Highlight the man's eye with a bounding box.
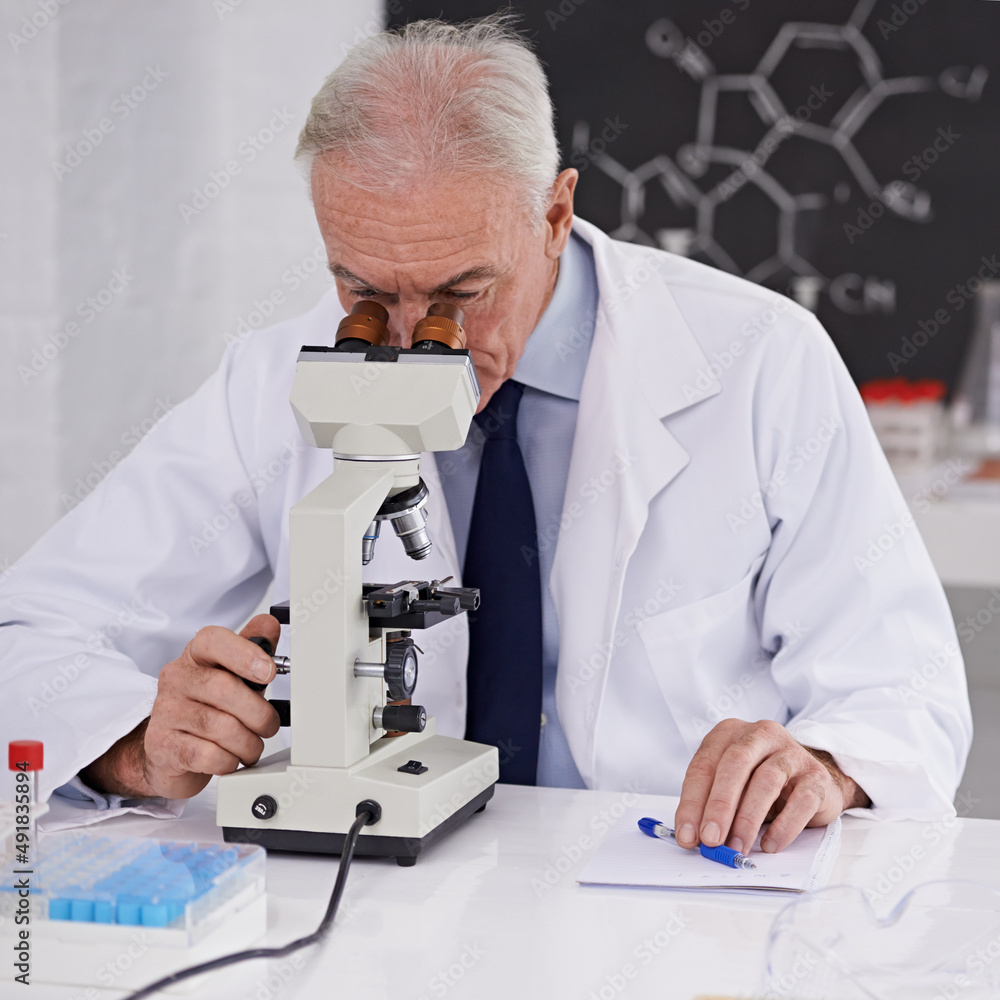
[348,288,380,298]
[443,290,479,301]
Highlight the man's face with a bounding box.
[311,158,576,409]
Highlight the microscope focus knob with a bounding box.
[383,639,419,700]
[374,704,426,734]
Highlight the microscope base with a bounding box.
[223,785,492,866]
[216,725,498,866]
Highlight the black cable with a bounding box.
[124,808,375,1000]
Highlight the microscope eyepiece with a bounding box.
[411,302,467,352]
[334,301,391,351]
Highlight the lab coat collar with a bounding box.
[570,216,722,419]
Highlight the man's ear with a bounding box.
[544,168,578,259]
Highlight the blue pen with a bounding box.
[638,817,757,870]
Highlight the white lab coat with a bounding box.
[0,218,971,821]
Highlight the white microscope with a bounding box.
[216,302,498,865]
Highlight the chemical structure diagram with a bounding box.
[571,0,989,314]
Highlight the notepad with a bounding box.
[577,803,841,893]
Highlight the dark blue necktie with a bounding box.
[463,379,542,785]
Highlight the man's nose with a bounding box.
[388,302,428,348]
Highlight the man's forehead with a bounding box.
[312,161,522,281]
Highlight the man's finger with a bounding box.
[162,729,243,777]
[237,614,282,685]
[724,753,797,854]
[239,614,282,652]
[185,619,279,687]
[175,701,266,767]
[697,721,787,846]
[674,720,745,848]
[760,774,831,853]
[159,659,279,737]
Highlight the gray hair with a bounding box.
[295,15,560,223]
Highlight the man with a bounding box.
[0,18,971,858]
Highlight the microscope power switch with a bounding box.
[251,794,278,821]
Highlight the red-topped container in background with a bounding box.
[859,377,945,469]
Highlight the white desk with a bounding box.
[22,785,1000,999]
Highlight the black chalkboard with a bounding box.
[388,0,1000,391]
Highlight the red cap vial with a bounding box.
[8,740,43,772]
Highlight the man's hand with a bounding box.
[674,719,870,855]
[81,614,282,799]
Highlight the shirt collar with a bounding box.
[512,229,598,402]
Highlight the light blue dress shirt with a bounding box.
[435,231,598,788]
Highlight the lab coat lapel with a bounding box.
[551,221,722,785]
